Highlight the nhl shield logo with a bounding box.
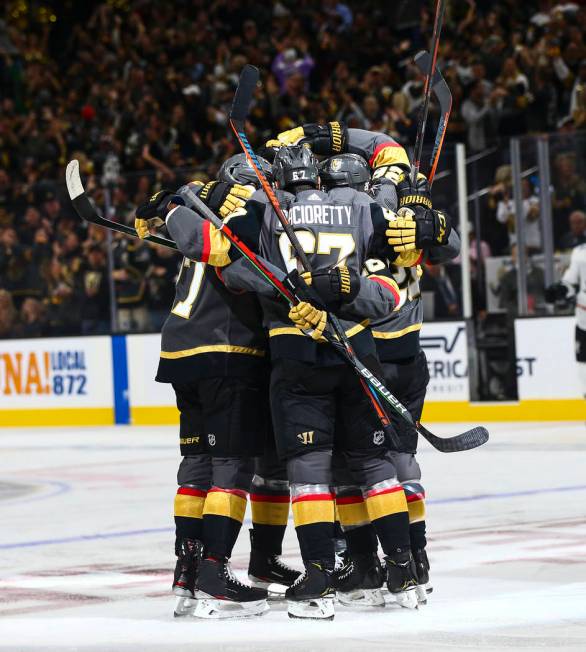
[373,430,385,445]
[208,433,216,447]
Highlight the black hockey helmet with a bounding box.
[319,153,371,191]
[272,145,319,190]
[218,153,273,187]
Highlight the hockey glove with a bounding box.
[386,210,417,253]
[373,164,432,210]
[135,189,184,238]
[197,181,253,218]
[288,301,328,341]
[266,122,347,155]
[544,282,569,303]
[388,206,451,250]
[301,266,360,309]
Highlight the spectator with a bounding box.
[0,289,17,338]
[420,264,461,319]
[558,210,586,251]
[78,244,111,335]
[271,43,314,94]
[148,245,180,331]
[17,298,47,338]
[496,244,545,315]
[496,178,541,254]
[111,236,151,333]
[461,80,496,152]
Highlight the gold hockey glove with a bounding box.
[197,181,253,218]
[289,301,328,340]
[386,207,417,252]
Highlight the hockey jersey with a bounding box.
[562,242,586,330]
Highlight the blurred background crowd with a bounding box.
[1,0,586,337]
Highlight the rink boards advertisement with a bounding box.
[0,335,114,426]
[1,318,584,426]
[514,316,584,418]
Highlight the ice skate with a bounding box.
[413,548,432,605]
[334,551,385,607]
[384,550,418,610]
[286,561,335,620]
[248,531,302,599]
[194,557,269,619]
[172,538,203,617]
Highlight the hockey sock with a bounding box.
[363,480,411,554]
[402,481,427,550]
[174,485,207,544]
[250,476,290,556]
[291,483,335,564]
[202,486,248,558]
[335,486,376,554]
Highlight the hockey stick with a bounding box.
[410,0,446,185]
[414,50,452,186]
[65,161,179,251]
[228,66,488,453]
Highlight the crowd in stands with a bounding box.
[1,0,586,335]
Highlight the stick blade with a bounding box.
[419,425,489,453]
[65,159,83,200]
[230,64,259,122]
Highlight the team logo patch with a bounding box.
[373,430,385,445]
[207,434,216,446]
[297,431,314,445]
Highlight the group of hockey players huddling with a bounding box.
[134,121,460,620]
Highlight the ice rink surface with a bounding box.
[0,421,585,652]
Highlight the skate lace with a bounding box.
[224,561,249,589]
[290,569,307,589]
[272,555,296,574]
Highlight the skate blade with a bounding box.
[287,596,335,620]
[248,576,288,600]
[337,588,385,608]
[174,595,196,617]
[391,588,418,610]
[415,585,428,605]
[193,595,269,619]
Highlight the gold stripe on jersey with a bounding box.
[160,344,266,359]
[372,322,422,340]
[344,319,370,337]
[372,144,410,169]
[268,319,369,340]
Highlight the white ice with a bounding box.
[0,421,585,652]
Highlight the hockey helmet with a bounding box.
[319,153,370,191]
[218,153,273,187]
[272,145,319,190]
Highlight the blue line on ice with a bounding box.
[2,483,586,550]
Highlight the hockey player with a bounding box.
[162,144,453,618]
[318,150,460,606]
[545,243,586,397]
[134,157,297,619]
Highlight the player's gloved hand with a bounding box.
[288,301,328,341]
[301,266,360,307]
[373,164,432,209]
[196,181,253,218]
[266,122,347,155]
[135,189,184,238]
[385,209,417,252]
[389,206,451,249]
[544,282,569,303]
